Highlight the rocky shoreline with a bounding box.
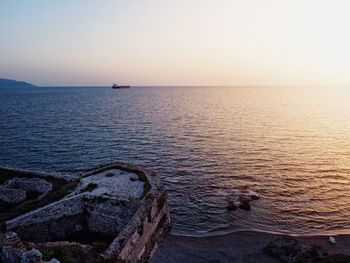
[2,164,350,263]
[151,231,350,263]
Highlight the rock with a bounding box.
[22,248,42,263]
[130,175,138,181]
[263,238,327,263]
[238,201,251,211]
[247,191,260,200]
[226,203,237,211]
[226,189,259,212]
[238,195,251,203]
[329,236,336,244]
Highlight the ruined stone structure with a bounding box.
[6,177,53,197]
[0,177,53,206]
[0,163,171,262]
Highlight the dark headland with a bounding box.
[0,78,36,88]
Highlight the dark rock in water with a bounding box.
[250,193,260,200]
[226,203,237,211]
[226,188,259,212]
[238,195,251,203]
[238,201,251,211]
[263,238,327,263]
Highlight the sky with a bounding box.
[1,0,350,86]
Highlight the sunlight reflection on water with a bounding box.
[1,86,350,236]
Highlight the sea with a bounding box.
[1,86,350,236]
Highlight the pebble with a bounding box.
[329,236,336,244]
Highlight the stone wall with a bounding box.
[87,199,141,236]
[6,177,53,197]
[6,195,144,243]
[6,195,86,242]
[103,175,171,262]
[0,177,53,205]
[0,166,77,183]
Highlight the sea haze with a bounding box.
[1,86,350,236]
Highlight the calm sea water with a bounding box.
[1,86,350,236]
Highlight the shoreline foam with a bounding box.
[170,227,350,238]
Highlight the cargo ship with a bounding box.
[112,83,130,89]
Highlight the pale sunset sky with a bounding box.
[1,0,350,86]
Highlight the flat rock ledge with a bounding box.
[0,162,171,263]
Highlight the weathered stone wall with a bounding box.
[0,166,76,183]
[0,177,53,206]
[87,199,141,236]
[6,177,53,197]
[103,178,171,262]
[6,195,144,243]
[6,195,86,242]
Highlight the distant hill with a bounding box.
[0,78,36,88]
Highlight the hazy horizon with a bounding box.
[1,0,350,86]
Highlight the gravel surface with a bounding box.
[68,169,144,199]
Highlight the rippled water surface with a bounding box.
[1,86,350,236]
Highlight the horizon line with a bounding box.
[35,84,350,88]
